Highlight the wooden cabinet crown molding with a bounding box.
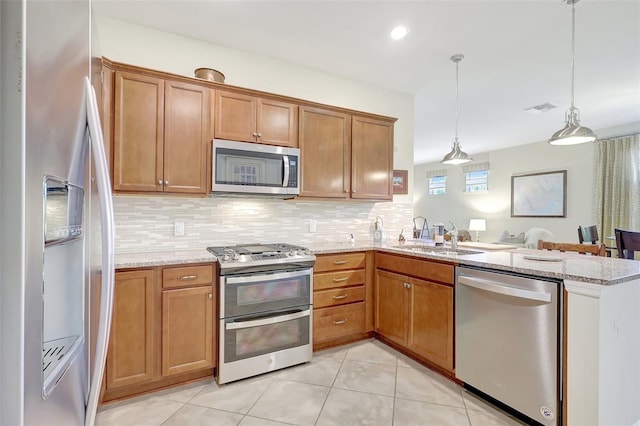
[102,58,397,124]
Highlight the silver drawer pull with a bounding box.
[332,319,348,325]
[332,260,349,265]
[332,277,348,282]
[177,274,198,280]
[332,294,348,300]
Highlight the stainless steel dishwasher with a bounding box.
[456,266,562,426]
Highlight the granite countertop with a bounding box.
[115,241,640,286]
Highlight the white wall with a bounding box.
[93,15,415,202]
[413,122,640,243]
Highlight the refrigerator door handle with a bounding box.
[83,77,115,426]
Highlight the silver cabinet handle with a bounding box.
[257,132,262,137]
[332,260,349,265]
[177,274,198,280]
[403,282,412,289]
[164,180,169,185]
[332,319,348,325]
[158,179,163,185]
[332,294,348,300]
[208,293,212,299]
[252,132,258,137]
[332,277,348,282]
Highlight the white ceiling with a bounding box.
[93,0,640,164]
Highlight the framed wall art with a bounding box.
[393,170,408,194]
[511,170,567,217]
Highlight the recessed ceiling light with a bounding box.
[390,26,408,40]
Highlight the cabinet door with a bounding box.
[214,91,257,142]
[374,270,408,346]
[113,71,164,192]
[257,98,298,147]
[163,81,211,194]
[107,270,158,389]
[351,116,393,200]
[298,106,351,198]
[162,286,214,376]
[408,278,454,371]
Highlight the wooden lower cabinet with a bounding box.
[162,285,214,376]
[107,269,159,389]
[104,264,216,403]
[375,253,454,372]
[312,252,374,349]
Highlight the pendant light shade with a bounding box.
[549,0,596,145]
[442,54,472,165]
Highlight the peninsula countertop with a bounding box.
[114,241,640,286]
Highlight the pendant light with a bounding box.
[441,54,472,165]
[549,0,596,145]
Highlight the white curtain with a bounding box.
[594,133,640,241]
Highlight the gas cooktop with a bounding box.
[207,243,315,270]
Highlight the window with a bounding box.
[426,169,448,195]
[428,175,446,195]
[463,162,489,193]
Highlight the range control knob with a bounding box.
[232,253,239,260]
[288,250,296,257]
[304,249,312,255]
[221,254,230,262]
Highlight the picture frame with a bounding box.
[511,170,567,217]
[393,170,408,194]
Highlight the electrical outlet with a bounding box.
[174,222,185,236]
[309,219,317,233]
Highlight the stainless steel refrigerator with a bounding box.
[0,1,115,425]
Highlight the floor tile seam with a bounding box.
[183,400,253,416]
[330,383,395,399]
[271,376,334,389]
[242,413,300,426]
[393,395,467,410]
[158,401,188,426]
[341,358,399,368]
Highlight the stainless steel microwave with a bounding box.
[212,139,300,197]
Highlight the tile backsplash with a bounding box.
[114,195,414,253]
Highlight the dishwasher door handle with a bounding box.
[458,275,552,303]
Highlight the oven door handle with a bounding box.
[226,309,310,330]
[225,269,311,284]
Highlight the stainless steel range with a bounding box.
[207,243,315,384]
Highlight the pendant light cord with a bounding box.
[455,59,459,141]
[570,0,575,109]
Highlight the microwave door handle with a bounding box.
[282,155,290,188]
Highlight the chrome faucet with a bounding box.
[449,221,458,249]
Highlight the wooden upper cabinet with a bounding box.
[163,81,211,193]
[351,116,394,200]
[112,70,211,194]
[113,71,164,192]
[298,106,351,198]
[215,90,298,147]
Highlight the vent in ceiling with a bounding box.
[524,102,558,114]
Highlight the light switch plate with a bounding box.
[174,222,185,236]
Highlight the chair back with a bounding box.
[577,225,599,244]
[537,240,606,256]
[614,228,640,260]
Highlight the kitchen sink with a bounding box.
[392,244,482,256]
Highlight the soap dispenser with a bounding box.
[373,216,387,243]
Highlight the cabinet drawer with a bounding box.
[375,252,454,285]
[314,270,365,291]
[162,265,213,289]
[314,285,365,308]
[314,252,366,273]
[314,302,365,343]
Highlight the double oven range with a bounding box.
[207,243,315,384]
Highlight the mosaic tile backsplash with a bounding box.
[113,195,414,253]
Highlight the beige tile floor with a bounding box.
[96,339,526,426]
